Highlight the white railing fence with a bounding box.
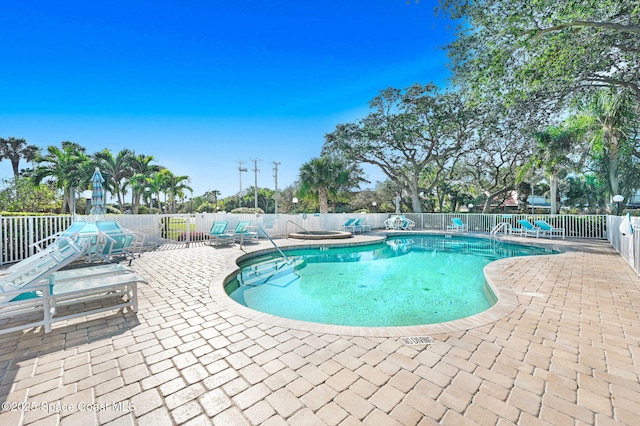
[606,215,640,276]
[1,215,73,265]
[0,213,610,266]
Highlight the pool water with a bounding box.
[226,235,557,327]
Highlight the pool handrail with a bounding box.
[257,224,290,263]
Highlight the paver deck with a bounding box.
[1,233,639,425]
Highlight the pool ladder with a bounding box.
[490,222,512,239]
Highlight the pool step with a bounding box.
[239,258,304,288]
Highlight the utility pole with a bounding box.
[237,160,247,207]
[272,161,280,214]
[252,159,260,209]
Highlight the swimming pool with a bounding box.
[225,235,557,327]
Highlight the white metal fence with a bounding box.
[1,213,609,266]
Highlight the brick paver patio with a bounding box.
[0,234,639,425]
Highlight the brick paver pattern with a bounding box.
[0,236,639,425]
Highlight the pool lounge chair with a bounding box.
[33,221,142,264]
[345,218,370,233]
[385,215,415,230]
[401,216,416,230]
[0,263,145,335]
[353,219,372,233]
[208,221,235,246]
[95,221,142,262]
[0,237,87,304]
[534,219,565,239]
[515,219,541,237]
[342,218,356,231]
[447,217,468,232]
[233,221,259,243]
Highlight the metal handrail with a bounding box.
[256,224,290,263]
[490,222,511,237]
[285,220,308,236]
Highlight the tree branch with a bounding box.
[533,20,640,35]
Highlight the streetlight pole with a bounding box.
[292,197,298,214]
[613,195,624,215]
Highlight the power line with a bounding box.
[237,160,248,207]
[252,158,260,209]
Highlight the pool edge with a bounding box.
[207,234,557,337]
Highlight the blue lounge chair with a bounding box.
[233,221,258,243]
[346,218,370,233]
[95,221,140,262]
[400,215,415,230]
[354,219,372,233]
[515,219,540,237]
[342,218,356,231]
[534,219,565,239]
[447,218,468,232]
[208,221,235,246]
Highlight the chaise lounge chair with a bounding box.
[514,219,540,237]
[344,218,370,233]
[0,263,145,335]
[534,219,565,239]
[447,217,468,232]
[232,221,259,243]
[95,221,142,262]
[342,218,356,231]
[208,221,235,246]
[0,237,88,304]
[384,215,415,230]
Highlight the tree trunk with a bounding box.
[550,172,558,215]
[319,187,329,214]
[408,179,423,213]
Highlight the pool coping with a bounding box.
[208,232,564,337]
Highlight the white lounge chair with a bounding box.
[0,237,87,304]
[0,263,145,334]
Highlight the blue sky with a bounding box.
[0,0,454,199]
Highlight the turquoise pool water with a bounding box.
[226,235,557,327]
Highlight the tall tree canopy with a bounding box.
[324,84,472,213]
[441,0,640,109]
[573,89,640,200]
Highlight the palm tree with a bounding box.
[129,153,161,213]
[164,172,192,213]
[147,169,171,213]
[531,126,581,214]
[298,156,363,213]
[94,148,135,213]
[576,89,639,199]
[33,142,92,213]
[203,190,222,211]
[0,137,40,179]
